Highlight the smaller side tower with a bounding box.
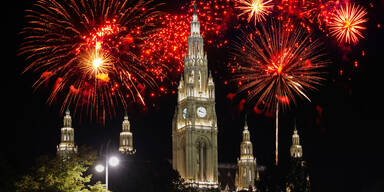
[235,119,257,191]
[119,112,135,155]
[286,123,311,192]
[57,108,78,158]
[290,126,303,158]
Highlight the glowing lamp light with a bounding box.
[108,156,119,167]
[95,164,105,172]
[92,57,103,69]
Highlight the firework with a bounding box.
[232,23,327,111]
[236,0,274,25]
[231,22,328,164]
[142,0,234,72]
[274,0,342,32]
[328,3,368,44]
[19,0,163,120]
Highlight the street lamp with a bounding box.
[95,155,119,192]
[95,164,105,173]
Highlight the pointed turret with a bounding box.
[240,116,253,159]
[236,115,257,191]
[208,71,215,99]
[119,112,135,155]
[190,2,200,35]
[57,108,77,158]
[290,123,303,158]
[63,107,71,128]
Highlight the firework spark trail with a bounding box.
[235,0,274,25]
[19,0,163,121]
[328,3,368,44]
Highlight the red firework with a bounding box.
[235,0,274,25]
[19,0,163,121]
[328,3,368,44]
[142,0,234,70]
[274,0,342,32]
[231,21,328,112]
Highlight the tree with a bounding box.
[285,158,311,192]
[15,146,107,192]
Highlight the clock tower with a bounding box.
[172,3,218,188]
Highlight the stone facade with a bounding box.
[119,112,135,155]
[290,128,303,158]
[235,121,257,191]
[57,108,78,157]
[172,4,218,188]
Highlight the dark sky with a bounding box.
[4,0,384,192]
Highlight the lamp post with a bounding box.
[95,141,119,192]
[95,156,119,191]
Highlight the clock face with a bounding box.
[183,108,187,119]
[196,107,207,118]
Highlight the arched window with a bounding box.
[196,138,208,181]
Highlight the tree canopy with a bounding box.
[15,146,107,192]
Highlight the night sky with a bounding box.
[4,0,384,192]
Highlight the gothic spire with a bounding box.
[242,120,250,142]
[236,113,257,191]
[244,113,248,130]
[57,108,77,157]
[290,123,303,158]
[63,107,72,128]
[190,1,200,35]
[124,110,128,120]
[65,106,70,115]
[119,112,135,155]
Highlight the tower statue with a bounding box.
[235,119,257,191]
[172,2,218,188]
[119,112,135,155]
[57,108,78,158]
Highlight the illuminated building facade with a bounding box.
[119,112,135,155]
[57,108,78,157]
[235,120,257,191]
[172,3,218,188]
[290,127,303,158]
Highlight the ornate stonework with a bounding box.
[290,127,303,158]
[57,108,78,157]
[235,121,257,191]
[119,112,135,155]
[172,4,218,188]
